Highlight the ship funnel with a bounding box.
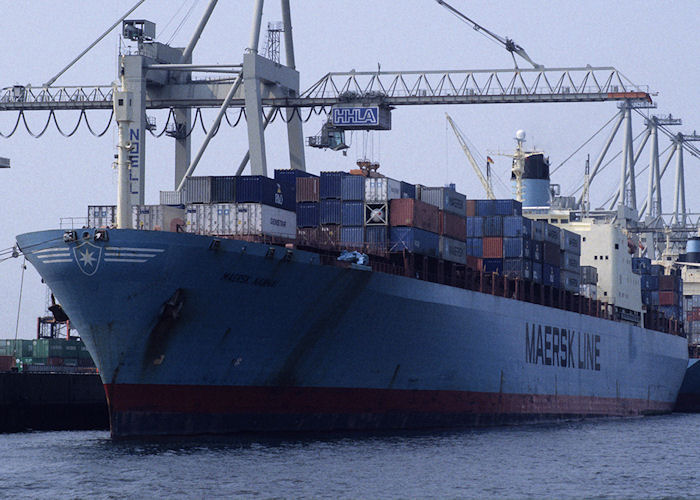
[511,152,551,207]
[686,237,700,263]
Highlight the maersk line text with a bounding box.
[525,323,601,371]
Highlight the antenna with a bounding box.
[264,22,284,64]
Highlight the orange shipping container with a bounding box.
[439,210,467,240]
[296,177,320,202]
[467,256,483,271]
[659,291,677,306]
[482,237,504,258]
[465,199,477,217]
[389,198,439,233]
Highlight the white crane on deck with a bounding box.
[445,113,495,200]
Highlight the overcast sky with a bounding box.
[0,1,698,339]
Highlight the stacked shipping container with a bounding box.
[0,338,95,370]
[633,258,682,321]
[464,200,581,291]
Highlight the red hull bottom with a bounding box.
[105,384,673,438]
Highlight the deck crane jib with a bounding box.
[435,0,542,69]
[445,112,495,200]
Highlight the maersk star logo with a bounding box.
[72,241,102,276]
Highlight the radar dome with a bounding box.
[515,130,526,141]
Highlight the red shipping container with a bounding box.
[389,198,439,233]
[439,210,467,240]
[465,199,477,217]
[658,275,676,291]
[483,237,504,258]
[466,256,482,270]
[659,291,677,306]
[296,227,319,245]
[0,355,14,372]
[296,177,320,202]
[319,225,340,246]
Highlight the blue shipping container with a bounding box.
[466,216,484,237]
[475,199,495,216]
[544,223,561,245]
[235,176,294,211]
[531,220,544,241]
[341,201,364,226]
[341,175,365,201]
[400,181,416,199]
[365,226,388,249]
[532,240,543,262]
[532,262,543,283]
[483,216,503,237]
[641,290,651,305]
[211,176,237,203]
[503,237,529,258]
[274,169,316,185]
[503,215,531,238]
[632,257,652,275]
[466,238,483,257]
[389,227,439,257]
[320,171,346,199]
[543,263,560,287]
[503,258,532,280]
[482,258,503,274]
[320,199,342,225]
[340,226,364,248]
[494,199,522,216]
[296,202,319,228]
[659,305,681,320]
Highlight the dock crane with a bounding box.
[0,1,652,230]
[445,113,495,199]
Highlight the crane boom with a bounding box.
[435,0,542,69]
[445,113,495,199]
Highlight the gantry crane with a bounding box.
[0,0,653,229]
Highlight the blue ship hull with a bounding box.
[16,228,688,437]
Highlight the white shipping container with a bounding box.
[214,204,237,235]
[439,236,467,264]
[365,177,401,203]
[87,205,116,228]
[185,204,216,234]
[579,283,597,300]
[133,205,185,232]
[160,190,184,205]
[235,203,296,239]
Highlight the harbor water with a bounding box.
[2,414,700,498]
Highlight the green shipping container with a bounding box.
[78,345,93,360]
[2,339,33,357]
[32,339,66,358]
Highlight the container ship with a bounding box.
[16,158,689,437]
